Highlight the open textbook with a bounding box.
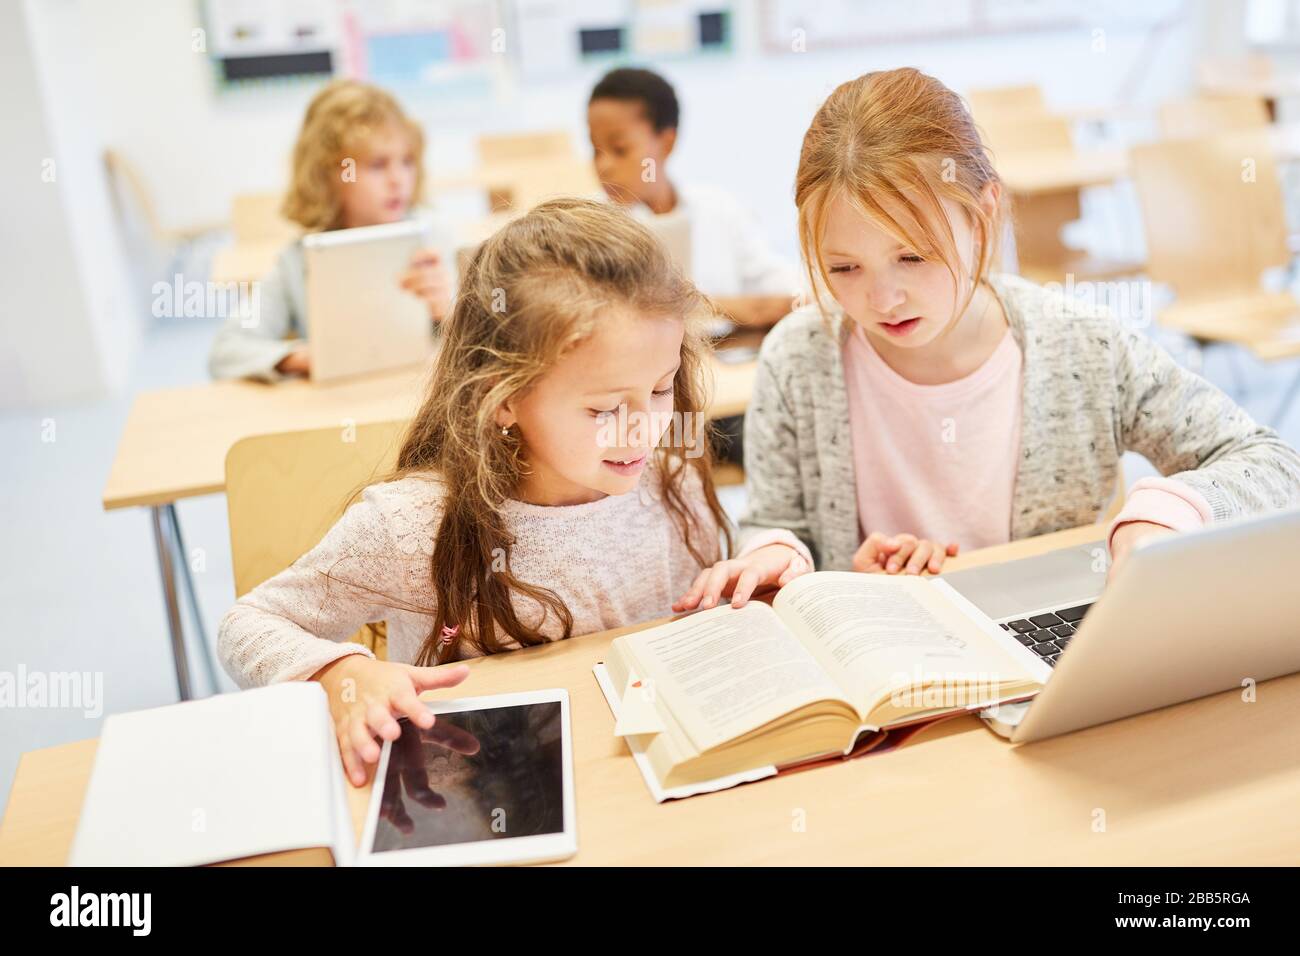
[595,571,1042,797]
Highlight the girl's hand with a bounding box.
[1108,521,1176,583]
[274,345,311,376]
[399,248,452,321]
[853,532,958,575]
[673,544,811,612]
[312,655,470,786]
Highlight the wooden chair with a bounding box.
[225,420,410,660]
[966,84,1046,124]
[476,130,575,166]
[1128,131,1300,423]
[1158,95,1270,139]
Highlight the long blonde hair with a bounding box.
[282,79,426,232]
[390,198,731,664]
[795,67,1005,319]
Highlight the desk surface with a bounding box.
[102,355,756,511]
[6,523,1300,866]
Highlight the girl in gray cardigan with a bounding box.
[733,68,1300,587]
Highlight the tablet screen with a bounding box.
[368,701,565,854]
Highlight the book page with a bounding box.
[773,572,1036,718]
[619,601,852,754]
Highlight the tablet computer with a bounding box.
[356,689,576,866]
[301,217,440,384]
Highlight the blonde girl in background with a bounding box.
[209,79,454,381]
[218,199,811,783]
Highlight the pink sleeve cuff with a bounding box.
[736,529,815,569]
[1108,477,1213,549]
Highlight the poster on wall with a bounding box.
[512,0,733,78]
[201,0,503,95]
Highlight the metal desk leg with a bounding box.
[151,505,193,701]
[165,503,220,693]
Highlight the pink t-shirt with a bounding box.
[842,323,1022,550]
[841,324,1212,554]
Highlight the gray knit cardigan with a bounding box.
[739,273,1300,570]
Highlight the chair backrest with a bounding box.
[966,84,1046,122]
[226,419,408,597]
[225,420,410,660]
[1197,54,1274,89]
[978,113,1073,159]
[1158,95,1270,139]
[1128,131,1290,300]
[476,130,575,167]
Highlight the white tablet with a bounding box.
[301,216,443,384]
[356,689,576,866]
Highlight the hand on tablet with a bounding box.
[312,655,470,786]
[400,248,453,322]
[673,543,811,612]
[853,532,958,575]
[378,720,482,834]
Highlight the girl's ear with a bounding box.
[978,181,1001,221]
[493,402,516,430]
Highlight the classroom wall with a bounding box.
[0,0,143,410]
[4,0,1252,410]
[80,0,1221,265]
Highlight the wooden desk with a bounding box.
[8,523,1300,866]
[103,359,753,512]
[103,356,757,699]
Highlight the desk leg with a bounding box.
[151,505,193,701]
[164,503,220,693]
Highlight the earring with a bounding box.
[501,425,510,436]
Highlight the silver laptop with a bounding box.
[302,218,438,384]
[939,509,1300,743]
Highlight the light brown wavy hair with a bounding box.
[795,67,1005,320]
[281,79,426,232]
[388,197,731,664]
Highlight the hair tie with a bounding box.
[439,624,459,646]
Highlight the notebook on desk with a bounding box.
[69,683,355,866]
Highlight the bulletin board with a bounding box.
[200,0,503,92]
[201,0,733,91]
[511,0,734,78]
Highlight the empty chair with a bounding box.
[1159,95,1270,139]
[1129,131,1300,423]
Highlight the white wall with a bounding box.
[0,0,140,409]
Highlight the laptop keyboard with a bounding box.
[998,603,1093,668]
